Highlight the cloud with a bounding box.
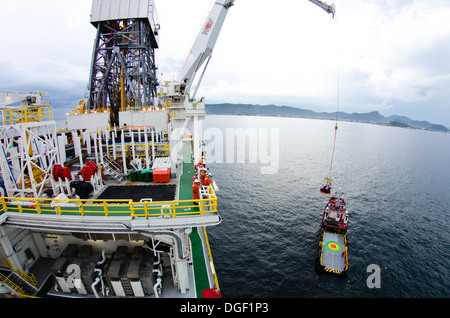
[173,0,450,125]
[1,59,88,90]
[336,0,450,109]
[1,0,449,127]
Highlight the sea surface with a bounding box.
[203,115,449,298]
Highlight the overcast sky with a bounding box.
[1,0,450,127]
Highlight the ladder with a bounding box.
[0,270,38,297]
[1,258,38,297]
[102,155,124,182]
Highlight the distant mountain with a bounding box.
[205,103,450,133]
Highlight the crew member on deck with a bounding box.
[98,164,105,184]
[200,168,207,184]
[192,179,201,205]
[195,157,205,172]
[202,173,212,187]
[201,173,213,199]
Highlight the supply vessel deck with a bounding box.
[316,194,349,277]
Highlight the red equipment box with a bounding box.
[153,168,170,183]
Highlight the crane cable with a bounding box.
[329,122,338,172]
[328,15,340,174]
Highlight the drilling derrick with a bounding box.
[88,0,160,127]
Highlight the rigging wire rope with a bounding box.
[328,15,340,174]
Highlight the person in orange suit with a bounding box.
[98,164,105,184]
[194,157,205,173]
[192,179,201,205]
[201,173,213,199]
[202,173,212,187]
[200,168,207,184]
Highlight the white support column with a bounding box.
[112,131,117,160]
[151,128,155,163]
[22,128,37,197]
[121,130,127,174]
[130,127,136,162]
[173,231,189,295]
[0,146,14,191]
[103,127,109,159]
[86,132,92,155]
[74,135,83,168]
[193,116,200,164]
[98,132,103,164]
[144,126,150,169]
[0,228,23,272]
[71,131,78,162]
[175,259,189,294]
[93,131,98,164]
[57,135,66,167]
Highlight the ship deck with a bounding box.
[0,140,219,298]
[320,231,347,273]
[96,184,177,202]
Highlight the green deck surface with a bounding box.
[179,142,210,298]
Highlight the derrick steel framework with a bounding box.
[0,120,60,198]
[87,18,159,127]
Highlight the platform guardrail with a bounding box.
[0,187,217,220]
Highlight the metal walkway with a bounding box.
[179,141,213,297]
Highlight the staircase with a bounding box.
[0,270,38,297]
[0,258,38,297]
[102,155,124,182]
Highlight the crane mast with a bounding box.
[162,0,335,166]
[163,0,235,165]
[177,0,235,97]
[308,0,336,18]
[175,0,334,100]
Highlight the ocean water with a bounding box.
[203,115,450,298]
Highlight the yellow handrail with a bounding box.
[4,258,38,288]
[0,272,26,296]
[203,227,220,293]
[0,187,217,220]
[1,105,53,125]
[0,272,39,298]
